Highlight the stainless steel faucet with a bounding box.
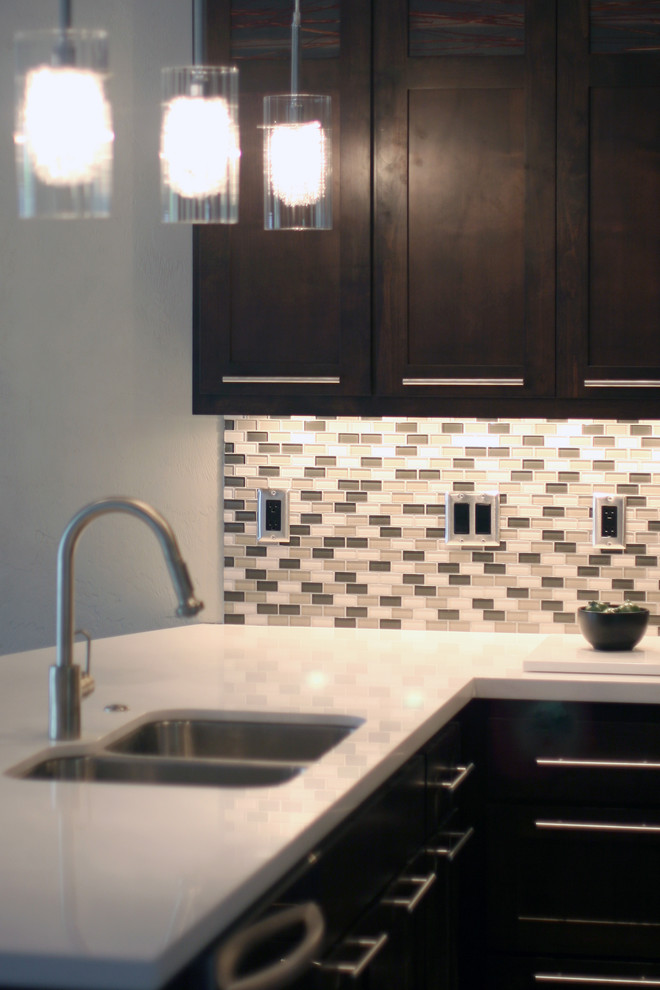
[49,497,204,742]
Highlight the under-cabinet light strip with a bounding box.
[222,376,341,384]
[402,377,524,386]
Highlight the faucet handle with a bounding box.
[75,628,95,699]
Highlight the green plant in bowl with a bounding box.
[578,600,650,651]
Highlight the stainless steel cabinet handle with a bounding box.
[584,379,660,389]
[537,757,660,771]
[535,974,660,985]
[402,377,524,386]
[535,820,660,835]
[216,902,324,990]
[381,872,436,913]
[222,376,341,385]
[430,762,475,792]
[318,934,389,979]
[428,825,475,862]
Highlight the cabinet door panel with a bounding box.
[374,0,556,400]
[557,0,660,398]
[194,0,371,412]
[407,87,525,369]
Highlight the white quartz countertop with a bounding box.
[2,623,660,990]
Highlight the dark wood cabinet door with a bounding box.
[373,0,556,402]
[557,0,660,401]
[194,0,371,413]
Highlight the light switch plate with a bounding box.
[445,492,500,547]
[257,489,290,543]
[592,493,625,549]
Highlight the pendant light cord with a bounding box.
[291,0,300,96]
[59,0,72,30]
[193,0,206,66]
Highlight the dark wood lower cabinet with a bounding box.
[175,700,660,990]
[480,699,660,987]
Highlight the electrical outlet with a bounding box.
[445,492,500,547]
[592,493,625,549]
[257,489,289,543]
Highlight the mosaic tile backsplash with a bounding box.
[223,418,660,635]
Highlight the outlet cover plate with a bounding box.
[257,489,290,543]
[592,493,625,549]
[445,491,500,548]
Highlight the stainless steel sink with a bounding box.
[107,714,361,763]
[17,753,303,788]
[6,711,363,789]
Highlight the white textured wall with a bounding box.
[0,1,222,655]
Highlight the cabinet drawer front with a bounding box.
[487,804,660,958]
[283,755,426,947]
[486,702,660,804]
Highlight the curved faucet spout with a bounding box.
[50,497,204,741]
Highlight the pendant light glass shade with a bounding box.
[160,66,240,224]
[263,94,332,230]
[14,30,114,219]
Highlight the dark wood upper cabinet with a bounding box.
[373,0,556,404]
[556,0,660,400]
[194,0,660,416]
[194,0,371,412]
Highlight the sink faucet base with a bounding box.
[49,664,81,741]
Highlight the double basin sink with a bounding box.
[7,711,363,789]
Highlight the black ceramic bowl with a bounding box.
[577,607,650,651]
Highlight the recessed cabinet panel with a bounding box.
[408,87,525,368]
[589,86,660,370]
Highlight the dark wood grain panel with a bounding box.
[407,87,525,367]
[589,86,660,368]
[409,0,525,57]
[195,0,371,401]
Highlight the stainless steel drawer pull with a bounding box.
[428,825,475,862]
[584,379,660,389]
[222,376,341,385]
[438,762,475,792]
[537,758,660,771]
[318,934,389,978]
[402,377,524,386]
[535,974,660,985]
[382,872,436,913]
[535,820,660,835]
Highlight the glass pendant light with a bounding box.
[160,0,240,224]
[263,0,332,230]
[13,1,114,219]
